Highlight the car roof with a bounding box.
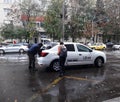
[61,42,82,44]
[46,42,86,51]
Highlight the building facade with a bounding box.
[0,0,13,27]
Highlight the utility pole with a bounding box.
[91,20,94,43]
[62,0,65,42]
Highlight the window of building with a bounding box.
[4,0,12,3]
[4,8,11,16]
[36,22,45,28]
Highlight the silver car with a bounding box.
[0,44,29,54]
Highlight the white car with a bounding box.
[112,44,120,50]
[0,44,29,54]
[37,42,106,71]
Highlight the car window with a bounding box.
[65,44,75,51]
[7,44,13,47]
[49,45,59,51]
[76,44,90,52]
[13,44,20,47]
[41,39,51,44]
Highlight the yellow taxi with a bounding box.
[88,43,106,50]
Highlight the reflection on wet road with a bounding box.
[0,53,28,63]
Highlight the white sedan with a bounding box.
[0,44,29,54]
[37,42,107,71]
[112,44,120,50]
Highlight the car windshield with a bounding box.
[77,44,90,52]
[7,44,13,47]
[48,45,59,51]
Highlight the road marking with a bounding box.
[64,76,94,82]
[103,97,120,102]
[26,75,96,102]
[42,76,95,93]
[26,77,64,102]
[42,77,64,93]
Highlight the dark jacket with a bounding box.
[28,43,42,55]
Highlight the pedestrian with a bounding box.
[27,43,43,72]
[13,40,16,44]
[57,42,67,77]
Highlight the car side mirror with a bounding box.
[89,49,93,52]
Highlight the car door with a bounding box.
[5,44,14,52]
[12,44,21,52]
[65,44,80,65]
[5,44,20,52]
[76,44,93,65]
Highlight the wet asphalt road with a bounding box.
[0,50,120,102]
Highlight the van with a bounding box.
[41,38,51,45]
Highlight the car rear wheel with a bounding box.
[19,49,24,53]
[0,50,5,54]
[94,57,103,68]
[50,60,60,71]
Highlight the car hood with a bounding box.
[0,46,6,49]
[92,49,106,56]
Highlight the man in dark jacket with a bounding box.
[27,43,43,71]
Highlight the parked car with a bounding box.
[88,43,106,50]
[17,42,29,46]
[0,44,29,54]
[0,43,9,47]
[41,38,51,45]
[37,42,107,71]
[112,44,120,50]
[106,42,114,48]
[42,42,59,50]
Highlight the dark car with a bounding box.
[106,42,114,48]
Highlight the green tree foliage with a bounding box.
[65,0,94,42]
[20,0,42,40]
[1,24,14,39]
[1,24,29,42]
[44,0,94,41]
[44,0,63,41]
[101,0,120,42]
[1,0,45,42]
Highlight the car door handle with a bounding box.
[79,54,82,56]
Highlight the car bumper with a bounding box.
[37,57,50,69]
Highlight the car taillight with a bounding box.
[40,52,48,57]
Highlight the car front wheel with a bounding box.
[94,57,103,68]
[19,49,24,53]
[50,60,60,71]
[0,50,5,54]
